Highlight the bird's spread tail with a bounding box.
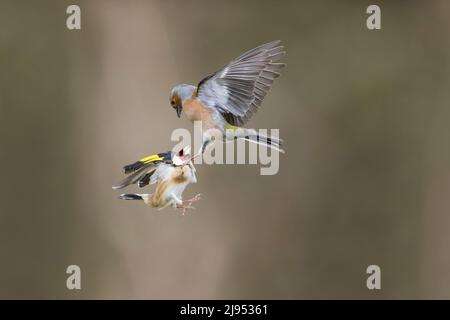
[231,128,284,153]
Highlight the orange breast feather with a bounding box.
[183,98,215,127]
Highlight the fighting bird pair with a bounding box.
[112,40,286,214]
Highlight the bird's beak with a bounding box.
[175,106,182,118]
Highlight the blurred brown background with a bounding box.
[1,0,450,299]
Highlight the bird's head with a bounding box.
[170,84,196,118]
[172,145,192,166]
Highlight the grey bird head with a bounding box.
[169,84,196,118]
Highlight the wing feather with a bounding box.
[112,152,172,189]
[150,163,174,184]
[112,165,158,190]
[196,40,285,126]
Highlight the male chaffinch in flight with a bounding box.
[169,40,285,154]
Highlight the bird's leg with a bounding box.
[177,193,202,215]
[188,138,212,163]
[176,202,194,216]
[170,193,183,208]
[188,141,209,164]
[201,139,212,154]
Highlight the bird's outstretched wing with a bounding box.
[112,152,171,189]
[195,40,285,126]
[123,152,171,174]
[112,166,158,190]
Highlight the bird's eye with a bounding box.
[170,99,175,107]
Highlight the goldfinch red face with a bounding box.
[172,146,192,165]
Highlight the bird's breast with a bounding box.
[151,180,170,208]
[183,98,216,128]
[151,168,190,208]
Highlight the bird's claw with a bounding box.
[177,194,202,215]
[190,193,202,202]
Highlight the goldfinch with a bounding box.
[112,146,191,190]
[118,159,201,215]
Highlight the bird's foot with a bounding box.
[177,204,193,216]
[177,193,202,215]
[187,193,202,203]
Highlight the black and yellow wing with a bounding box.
[112,152,172,190]
[123,152,171,174]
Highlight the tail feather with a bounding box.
[254,134,283,148]
[243,136,285,153]
[119,193,143,200]
[233,129,284,153]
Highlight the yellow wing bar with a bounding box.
[139,154,164,164]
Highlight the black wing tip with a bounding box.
[138,172,154,188]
